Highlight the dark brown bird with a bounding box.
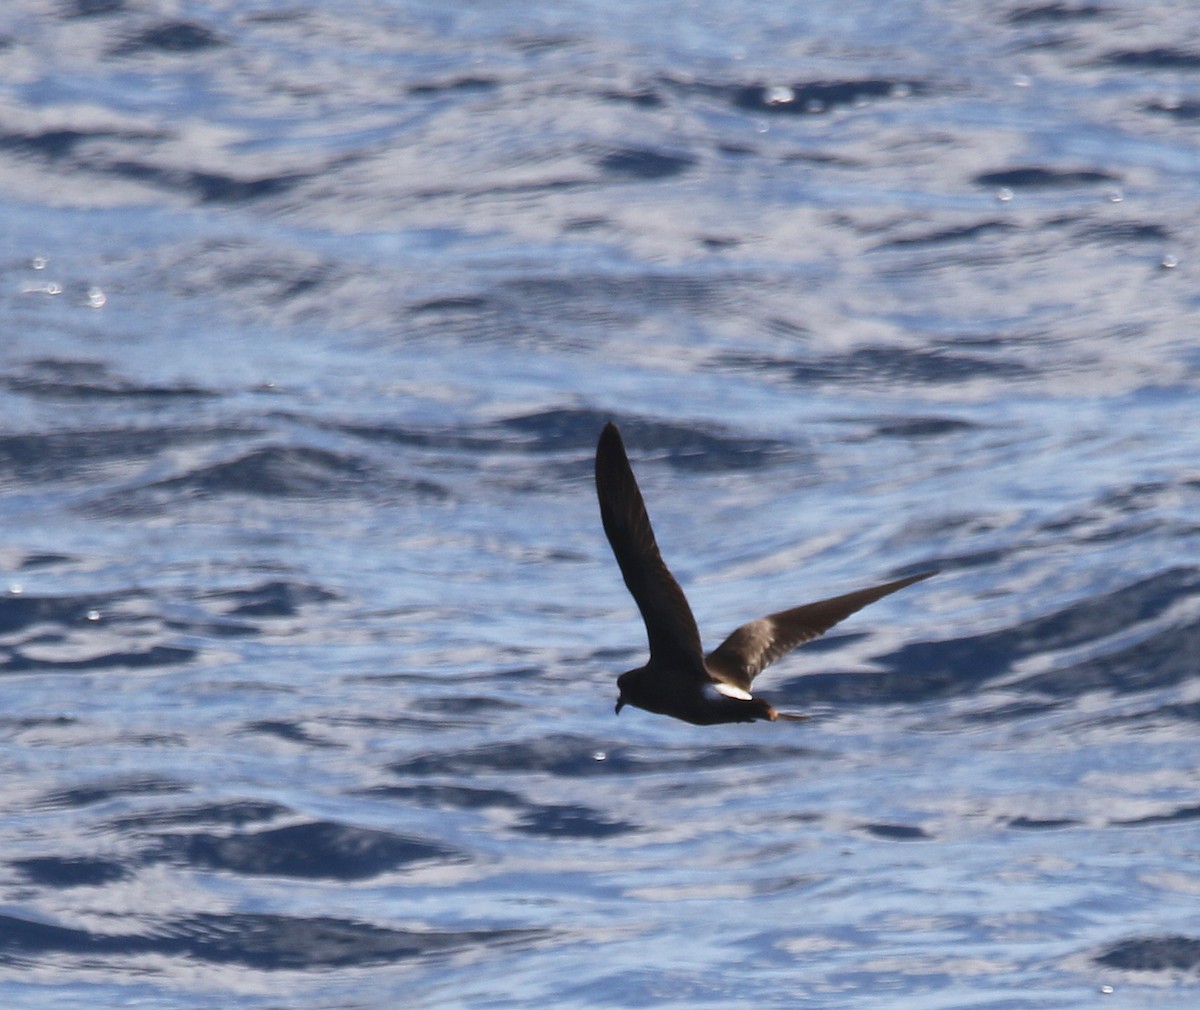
[595,421,934,725]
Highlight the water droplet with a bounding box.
[31,256,48,270]
[891,82,913,99]
[1161,253,1179,269]
[592,750,607,762]
[86,610,101,622]
[9,584,23,595]
[805,98,825,114]
[1013,75,1031,88]
[1106,188,1124,203]
[765,85,795,106]
[996,187,1014,203]
[86,287,107,309]
[1099,985,1114,995]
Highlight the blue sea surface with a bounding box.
[1,1,1199,1007]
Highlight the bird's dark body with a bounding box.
[595,421,933,725]
[615,668,776,725]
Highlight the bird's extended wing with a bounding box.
[705,571,935,690]
[595,422,705,670]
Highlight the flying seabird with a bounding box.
[595,421,934,725]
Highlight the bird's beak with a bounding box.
[615,697,625,715]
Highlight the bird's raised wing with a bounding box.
[595,422,705,671]
[705,571,935,690]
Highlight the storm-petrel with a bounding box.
[596,421,933,725]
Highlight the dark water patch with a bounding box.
[564,214,619,232]
[165,913,549,970]
[780,568,1200,707]
[1004,3,1109,24]
[105,160,306,204]
[408,294,491,316]
[1111,804,1200,828]
[408,76,500,98]
[0,593,105,635]
[859,822,930,841]
[110,20,226,56]
[875,220,1016,249]
[0,127,165,162]
[365,783,527,810]
[36,775,189,811]
[341,698,527,732]
[164,616,257,638]
[1094,935,1200,973]
[335,419,501,457]
[417,695,523,716]
[12,856,131,888]
[403,270,742,347]
[594,147,695,180]
[974,167,1119,189]
[242,719,342,748]
[1146,98,1200,120]
[718,345,1030,388]
[773,653,958,707]
[109,800,290,832]
[600,87,666,109]
[1,642,196,675]
[171,240,339,302]
[513,803,638,838]
[904,567,1200,698]
[18,552,75,570]
[340,407,791,473]
[0,913,142,964]
[725,79,925,115]
[870,417,978,439]
[0,425,250,484]
[500,407,639,451]
[144,445,385,499]
[1018,616,1200,696]
[1006,816,1080,830]
[509,33,576,54]
[499,270,733,326]
[2,128,308,202]
[1154,700,1200,722]
[4,358,216,401]
[1075,220,1171,244]
[205,580,338,618]
[1102,48,1200,71]
[0,910,548,970]
[155,820,464,880]
[62,0,127,16]
[502,409,792,470]
[243,8,310,25]
[1036,477,1195,539]
[957,698,1065,723]
[0,714,79,736]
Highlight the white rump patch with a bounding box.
[705,681,753,702]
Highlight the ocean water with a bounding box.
[1,1,1199,1007]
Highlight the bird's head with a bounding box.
[614,668,639,715]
